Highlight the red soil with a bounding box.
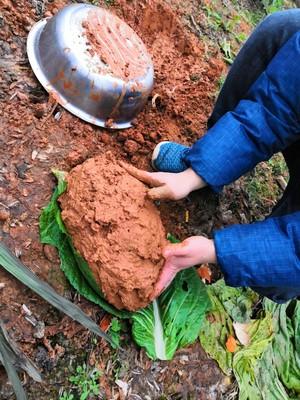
[59,153,167,311]
[82,8,152,81]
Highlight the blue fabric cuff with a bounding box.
[184,143,223,193]
[213,212,300,289]
[184,31,300,192]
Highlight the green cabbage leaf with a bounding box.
[39,173,210,359]
[199,279,300,399]
[132,267,211,360]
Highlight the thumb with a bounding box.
[152,259,178,299]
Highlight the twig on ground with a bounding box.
[190,15,201,36]
[40,101,58,127]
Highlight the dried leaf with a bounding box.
[0,321,41,382]
[99,314,112,332]
[0,329,27,400]
[233,321,251,346]
[226,335,237,353]
[197,264,212,283]
[115,379,129,397]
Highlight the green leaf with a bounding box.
[0,243,113,345]
[0,328,27,400]
[132,268,211,360]
[198,280,300,399]
[213,279,259,323]
[0,321,41,383]
[199,282,234,375]
[199,279,259,375]
[232,312,274,400]
[109,318,122,348]
[255,343,291,400]
[39,170,130,319]
[262,299,300,396]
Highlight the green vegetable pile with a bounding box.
[199,279,300,399]
[39,171,211,359]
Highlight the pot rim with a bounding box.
[27,17,133,129]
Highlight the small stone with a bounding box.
[34,321,45,339]
[22,188,29,197]
[124,139,139,155]
[16,91,29,101]
[145,140,155,149]
[31,150,38,160]
[16,163,29,179]
[99,132,111,144]
[132,132,144,144]
[85,125,93,133]
[116,131,128,142]
[43,244,59,262]
[0,209,9,221]
[19,212,28,221]
[149,131,158,141]
[33,104,47,119]
[131,118,138,127]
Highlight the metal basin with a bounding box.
[27,4,154,129]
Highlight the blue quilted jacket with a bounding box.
[184,31,300,302]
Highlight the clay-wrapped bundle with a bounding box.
[59,153,167,311]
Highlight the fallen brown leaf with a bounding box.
[226,335,237,353]
[99,314,112,332]
[197,263,212,283]
[233,322,251,346]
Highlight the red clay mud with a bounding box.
[59,153,167,311]
[82,8,151,81]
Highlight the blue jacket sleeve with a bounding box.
[214,212,300,290]
[184,31,300,192]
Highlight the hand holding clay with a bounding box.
[59,154,169,311]
[119,162,206,200]
[153,236,217,298]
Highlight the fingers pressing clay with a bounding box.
[119,161,162,187]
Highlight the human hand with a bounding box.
[120,161,206,200]
[153,236,217,298]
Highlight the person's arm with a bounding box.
[152,212,300,299]
[185,30,300,192]
[214,211,300,289]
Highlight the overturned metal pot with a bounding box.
[27,4,154,129]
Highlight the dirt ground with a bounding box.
[0,0,291,399]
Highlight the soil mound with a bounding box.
[59,153,167,311]
[82,8,151,81]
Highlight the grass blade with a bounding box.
[0,329,27,400]
[0,321,42,382]
[0,243,113,345]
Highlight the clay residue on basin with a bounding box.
[82,8,152,81]
[59,153,167,311]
